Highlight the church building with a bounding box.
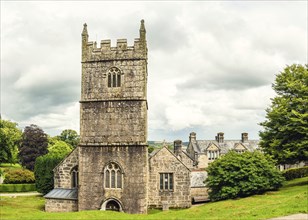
[44,20,192,214]
[44,20,262,214]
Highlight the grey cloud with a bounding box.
[1,1,307,141]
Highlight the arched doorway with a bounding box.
[101,198,123,212]
[106,200,120,211]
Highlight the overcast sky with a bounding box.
[1,1,307,141]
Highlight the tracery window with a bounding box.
[108,67,121,87]
[71,166,78,188]
[159,173,173,191]
[104,162,122,189]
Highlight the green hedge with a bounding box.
[3,168,35,184]
[282,166,308,180]
[0,183,36,192]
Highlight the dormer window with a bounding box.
[206,144,220,161]
[234,143,247,154]
[207,150,219,160]
[235,149,246,154]
[108,67,121,87]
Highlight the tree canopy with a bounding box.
[0,119,22,163]
[57,129,79,148]
[48,140,73,158]
[259,64,308,165]
[19,124,48,170]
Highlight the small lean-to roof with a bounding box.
[44,188,78,200]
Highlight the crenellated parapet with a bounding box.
[81,20,147,62]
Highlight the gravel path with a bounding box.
[0,192,42,197]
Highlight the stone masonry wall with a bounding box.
[191,187,208,199]
[148,147,191,208]
[80,101,147,144]
[45,199,78,212]
[81,60,147,101]
[180,152,194,169]
[78,145,148,214]
[78,21,148,214]
[54,148,79,188]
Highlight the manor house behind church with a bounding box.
[44,20,259,213]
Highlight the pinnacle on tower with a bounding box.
[139,19,146,41]
[82,23,88,36]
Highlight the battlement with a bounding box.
[82,20,147,62]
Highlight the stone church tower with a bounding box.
[78,20,148,214]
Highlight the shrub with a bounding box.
[3,169,35,184]
[205,151,284,201]
[34,154,64,195]
[282,166,308,180]
[0,183,36,192]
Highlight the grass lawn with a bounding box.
[0,177,307,220]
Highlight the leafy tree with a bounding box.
[148,146,155,154]
[19,124,48,171]
[259,64,308,165]
[57,129,80,148]
[205,151,284,201]
[34,139,72,194]
[34,154,63,194]
[0,119,22,164]
[48,140,72,158]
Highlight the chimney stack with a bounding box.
[174,140,182,156]
[241,133,248,142]
[189,132,196,143]
[217,132,224,143]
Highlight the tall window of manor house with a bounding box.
[105,162,123,189]
[108,67,121,87]
[207,150,219,160]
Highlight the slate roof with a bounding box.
[191,171,207,187]
[44,188,78,200]
[191,140,259,154]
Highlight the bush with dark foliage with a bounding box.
[282,166,308,180]
[34,154,64,194]
[205,151,284,201]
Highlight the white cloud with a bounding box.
[1,1,307,141]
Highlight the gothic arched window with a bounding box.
[108,67,121,87]
[104,162,123,189]
[71,166,78,188]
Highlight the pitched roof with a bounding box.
[195,140,259,154]
[149,146,191,171]
[44,188,78,200]
[191,171,207,187]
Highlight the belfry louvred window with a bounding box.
[104,162,122,189]
[108,67,121,87]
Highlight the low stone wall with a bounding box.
[45,198,78,212]
[191,187,209,199]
